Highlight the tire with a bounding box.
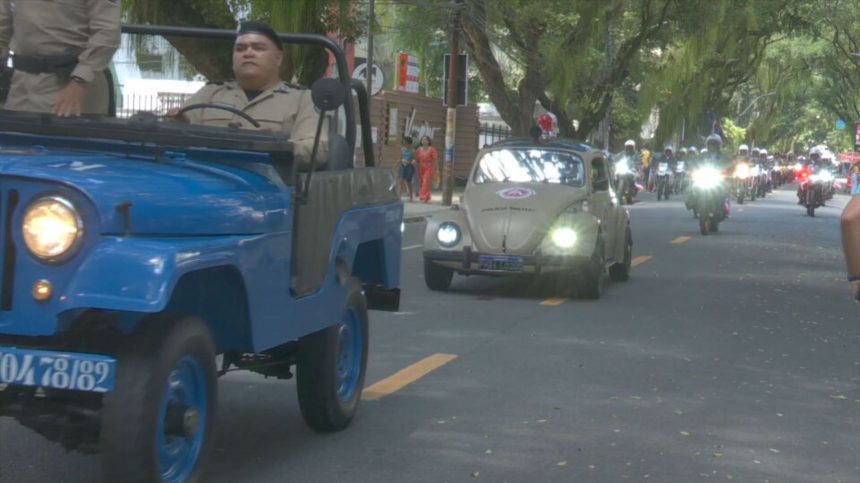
[577,236,606,300]
[699,216,710,236]
[609,226,632,282]
[297,278,368,432]
[806,189,815,217]
[709,218,719,233]
[424,258,453,291]
[101,316,217,483]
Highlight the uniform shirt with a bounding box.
[182,81,328,168]
[0,0,120,113]
[0,0,120,83]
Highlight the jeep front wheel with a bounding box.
[297,278,369,432]
[100,316,217,483]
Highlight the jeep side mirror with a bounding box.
[301,79,349,203]
[311,78,347,112]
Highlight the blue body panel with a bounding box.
[0,135,402,353]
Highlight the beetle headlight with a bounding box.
[436,222,461,247]
[550,227,577,249]
[22,197,83,261]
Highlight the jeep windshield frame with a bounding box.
[0,24,377,167]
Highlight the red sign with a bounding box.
[395,52,420,94]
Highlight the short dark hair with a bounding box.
[403,136,413,145]
[237,21,283,50]
[420,135,432,146]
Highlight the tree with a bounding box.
[455,0,677,139]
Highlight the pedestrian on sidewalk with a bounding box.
[398,136,416,201]
[416,135,438,202]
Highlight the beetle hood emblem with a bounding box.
[497,187,536,200]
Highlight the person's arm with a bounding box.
[289,90,329,167]
[841,173,860,301]
[71,0,121,83]
[54,0,121,116]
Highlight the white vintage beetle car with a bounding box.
[423,138,632,299]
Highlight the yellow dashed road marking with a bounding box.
[631,255,653,267]
[540,298,568,306]
[362,353,458,401]
[671,236,691,244]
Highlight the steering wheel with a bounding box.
[176,103,261,128]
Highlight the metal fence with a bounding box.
[115,92,194,118]
[479,122,513,148]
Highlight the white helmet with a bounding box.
[738,144,749,152]
[688,146,698,155]
[624,139,636,148]
[679,147,688,155]
[664,146,674,154]
[759,148,768,155]
[706,133,723,151]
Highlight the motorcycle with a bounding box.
[614,157,637,204]
[689,165,727,235]
[732,162,754,204]
[656,161,672,201]
[673,160,688,194]
[799,176,825,216]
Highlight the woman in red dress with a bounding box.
[416,135,438,202]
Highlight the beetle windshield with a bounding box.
[473,148,585,187]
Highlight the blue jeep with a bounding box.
[0,25,402,482]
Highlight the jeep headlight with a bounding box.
[436,222,461,247]
[22,197,83,261]
[550,227,577,249]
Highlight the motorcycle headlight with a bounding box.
[550,227,577,249]
[819,171,833,182]
[436,222,461,248]
[22,196,83,262]
[692,167,723,189]
[734,163,750,179]
[614,160,631,175]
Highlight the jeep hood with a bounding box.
[462,183,585,254]
[0,148,282,235]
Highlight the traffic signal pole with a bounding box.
[443,3,461,206]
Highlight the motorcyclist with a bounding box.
[686,133,731,213]
[654,146,676,199]
[613,139,640,203]
[798,148,822,204]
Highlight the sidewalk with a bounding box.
[402,188,464,222]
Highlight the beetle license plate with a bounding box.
[478,255,524,272]
[0,346,116,393]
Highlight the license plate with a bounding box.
[0,346,116,393]
[478,255,524,272]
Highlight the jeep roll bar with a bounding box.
[121,24,376,167]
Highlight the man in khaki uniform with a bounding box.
[181,21,328,168]
[0,0,121,116]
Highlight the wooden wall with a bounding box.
[354,90,479,182]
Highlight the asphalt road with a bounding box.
[1,186,858,483]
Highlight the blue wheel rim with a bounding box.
[336,306,363,403]
[156,355,209,483]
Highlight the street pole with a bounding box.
[366,0,374,112]
[443,2,461,206]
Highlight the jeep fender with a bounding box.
[62,235,257,314]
